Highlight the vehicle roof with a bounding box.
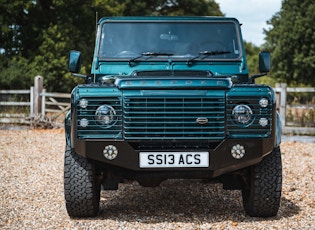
[98,16,240,24]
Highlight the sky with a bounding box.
[218,0,282,46]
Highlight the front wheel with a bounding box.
[64,145,101,217]
[242,147,282,217]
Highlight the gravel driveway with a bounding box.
[0,129,314,229]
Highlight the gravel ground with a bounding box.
[0,129,314,229]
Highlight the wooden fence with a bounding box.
[0,76,314,134]
[275,83,315,134]
[0,89,32,125]
[0,76,70,126]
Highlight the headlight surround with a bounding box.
[232,104,253,125]
[94,105,117,127]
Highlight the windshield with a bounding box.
[98,20,241,61]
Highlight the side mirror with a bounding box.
[68,50,82,73]
[259,51,271,73]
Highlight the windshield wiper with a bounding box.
[187,50,232,65]
[128,52,174,66]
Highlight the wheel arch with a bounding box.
[65,110,72,147]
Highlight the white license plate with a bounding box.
[139,152,209,168]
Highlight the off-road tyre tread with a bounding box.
[64,145,100,218]
[242,147,282,217]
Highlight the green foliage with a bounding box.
[0,56,37,89]
[0,0,223,92]
[0,0,117,91]
[243,41,277,86]
[244,41,260,75]
[121,0,223,16]
[263,0,315,86]
[33,24,85,92]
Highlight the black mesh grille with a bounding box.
[123,93,226,140]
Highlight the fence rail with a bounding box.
[0,76,314,134]
[0,89,31,107]
[0,76,70,127]
[41,89,71,120]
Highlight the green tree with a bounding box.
[244,42,277,86]
[263,0,315,86]
[121,0,222,16]
[0,57,38,90]
[0,0,122,91]
[244,41,260,75]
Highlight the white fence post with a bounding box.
[30,86,34,116]
[33,75,43,115]
[279,83,287,129]
[41,89,46,116]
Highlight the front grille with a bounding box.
[123,93,226,140]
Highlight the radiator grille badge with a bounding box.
[196,117,208,125]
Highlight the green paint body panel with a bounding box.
[66,16,280,181]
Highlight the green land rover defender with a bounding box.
[64,16,282,218]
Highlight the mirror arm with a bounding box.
[251,72,267,79]
[71,73,87,79]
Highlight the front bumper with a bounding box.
[74,138,274,177]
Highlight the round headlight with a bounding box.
[232,104,253,124]
[259,98,269,108]
[95,105,117,127]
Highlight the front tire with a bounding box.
[64,145,101,218]
[242,147,282,217]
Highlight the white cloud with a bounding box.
[217,0,282,46]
